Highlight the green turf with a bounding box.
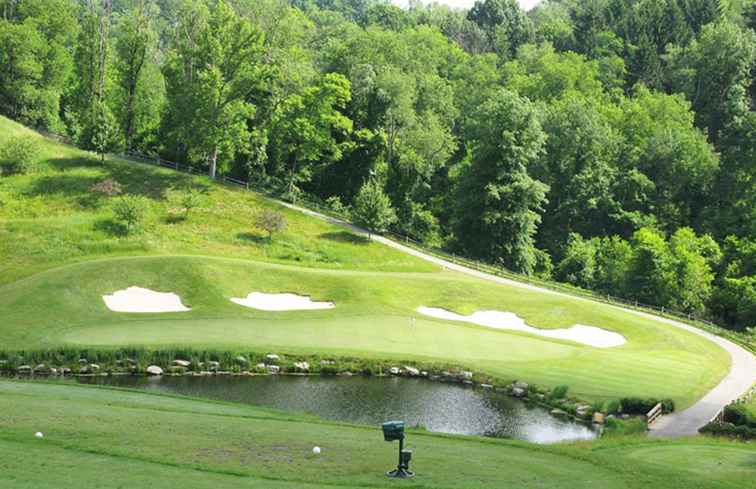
[0,116,435,286]
[0,114,734,406]
[0,255,729,407]
[0,380,752,489]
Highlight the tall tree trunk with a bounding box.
[209,146,218,179]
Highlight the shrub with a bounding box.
[0,136,40,175]
[603,399,621,414]
[550,385,569,400]
[255,209,286,239]
[326,195,348,215]
[90,179,123,197]
[112,195,148,233]
[661,399,676,413]
[620,397,660,415]
[723,403,756,428]
[700,421,756,440]
[603,417,648,437]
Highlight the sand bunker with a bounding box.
[231,292,335,311]
[417,307,626,348]
[102,287,191,313]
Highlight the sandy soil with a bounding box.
[102,287,191,313]
[231,292,335,311]
[417,307,626,348]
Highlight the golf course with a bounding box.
[0,116,734,406]
[0,117,754,486]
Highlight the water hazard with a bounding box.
[77,375,597,444]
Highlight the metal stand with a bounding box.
[386,438,414,478]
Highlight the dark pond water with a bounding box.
[77,375,597,444]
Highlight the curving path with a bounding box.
[279,200,756,438]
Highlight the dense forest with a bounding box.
[0,0,754,331]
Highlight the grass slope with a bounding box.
[0,116,434,286]
[0,381,753,489]
[0,255,728,407]
[0,115,731,407]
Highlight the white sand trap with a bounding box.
[102,287,191,313]
[417,307,626,348]
[231,292,335,311]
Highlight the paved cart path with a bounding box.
[279,200,756,438]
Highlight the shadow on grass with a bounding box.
[319,231,368,245]
[28,157,211,201]
[236,232,267,244]
[93,218,128,237]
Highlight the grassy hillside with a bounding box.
[0,381,752,489]
[0,115,731,408]
[0,116,435,285]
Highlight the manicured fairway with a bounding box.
[0,381,752,489]
[0,255,729,407]
[0,115,733,408]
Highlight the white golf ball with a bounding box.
[34,432,43,438]
[312,446,321,455]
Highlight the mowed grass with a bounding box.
[0,381,753,489]
[0,255,729,407]
[0,116,435,286]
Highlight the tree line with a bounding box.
[0,0,754,331]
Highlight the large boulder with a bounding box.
[592,412,606,425]
[266,354,280,362]
[17,365,32,375]
[267,365,281,374]
[173,359,191,368]
[294,361,310,372]
[389,367,400,375]
[146,365,164,376]
[513,380,529,390]
[512,387,527,398]
[403,366,420,377]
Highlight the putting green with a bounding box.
[0,255,728,407]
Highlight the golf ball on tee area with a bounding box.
[312,446,321,455]
[35,432,44,438]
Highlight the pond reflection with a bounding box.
[78,375,597,444]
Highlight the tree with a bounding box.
[665,21,756,143]
[0,0,77,129]
[112,194,148,233]
[113,0,160,151]
[0,136,40,175]
[555,233,598,289]
[162,0,266,178]
[351,178,396,238]
[467,0,534,60]
[255,209,286,240]
[269,72,353,200]
[453,89,548,274]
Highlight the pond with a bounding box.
[77,375,597,444]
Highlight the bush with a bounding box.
[603,417,648,437]
[550,384,569,400]
[90,179,123,197]
[700,421,756,440]
[255,209,286,239]
[723,403,756,428]
[112,195,148,233]
[0,136,40,175]
[661,399,676,413]
[603,399,621,414]
[620,397,660,415]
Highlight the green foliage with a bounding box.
[0,136,39,175]
[454,88,548,274]
[112,194,148,233]
[550,384,569,400]
[603,417,648,437]
[620,397,660,415]
[255,209,287,239]
[351,178,396,236]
